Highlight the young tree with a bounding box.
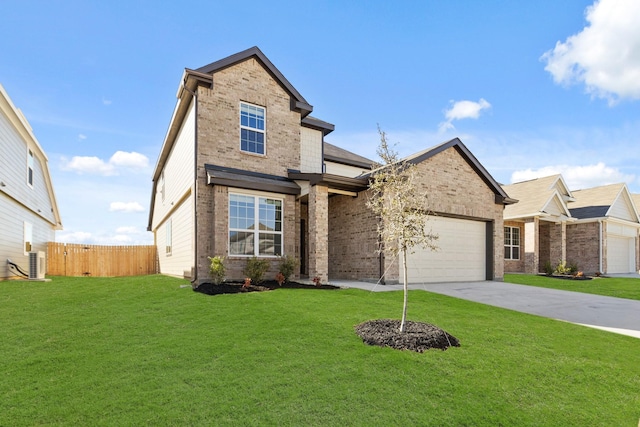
[366,126,439,332]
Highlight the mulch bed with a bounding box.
[194,280,340,296]
[355,319,460,352]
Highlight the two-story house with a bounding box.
[0,84,62,280]
[148,47,513,286]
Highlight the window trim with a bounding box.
[239,102,266,156]
[27,149,34,188]
[504,225,520,260]
[228,192,283,258]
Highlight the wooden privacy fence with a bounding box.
[48,243,159,277]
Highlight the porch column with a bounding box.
[524,217,539,274]
[308,184,329,283]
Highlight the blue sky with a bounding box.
[2,0,639,245]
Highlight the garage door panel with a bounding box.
[607,236,634,274]
[403,216,486,283]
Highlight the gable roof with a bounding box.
[502,174,573,221]
[323,142,373,169]
[408,138,515,205]
[194,46,313,118]
[569,183,640,222]
[366,137,515,205]
[0,84,62,230]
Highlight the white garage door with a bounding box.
[402,216,486,283]
[607,236,635,274]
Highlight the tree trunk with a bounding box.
[400,248,408,333]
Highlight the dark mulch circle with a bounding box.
[355,319,460,352]
[194,280,340,296]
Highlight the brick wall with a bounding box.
[566,222,600,274]
[504,220,524,273]
[326,146,505,282]
[328,192,380,281]
[192,57,304,284]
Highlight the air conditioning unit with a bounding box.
[28,251,46,280]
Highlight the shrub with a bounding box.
[208,256,226,285]
[567,261,579,274]
[243,256,270,285]
[543,260,554,276]
[554,261,570,275]
[278,255,300,283]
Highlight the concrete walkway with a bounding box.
[330,279,640,339]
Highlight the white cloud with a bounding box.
[62,155,116,175]
[109,201,145,213]
[541,0,640,104]
[102,98,112,105]
[78,134,87,141]
[109,151,149,169]
[511,162,636,190]
[61,151,149,176]
[439,98,491,132]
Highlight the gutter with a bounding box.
[181,84,199,286]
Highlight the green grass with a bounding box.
[505,273,640,300]
[1,275,639,426]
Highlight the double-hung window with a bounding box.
[240,102,265,155]
[229,193,282,256]
[504,226,520,260]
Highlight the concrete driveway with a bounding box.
[332,279,640,339]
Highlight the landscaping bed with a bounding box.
[194,280,340,295]
[355,319,460,352]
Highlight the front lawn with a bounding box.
[1,275,639,426]
[505,273,640,300]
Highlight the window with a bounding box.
[160,171,165,202]
[240,102,265,155]
[229,193,282,256]
[504,226,520,260]
[166,219,172,255]
[27,149,34,187]
[24,221,33,255]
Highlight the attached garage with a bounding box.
[402,216,489,283]
[607,235,636,274]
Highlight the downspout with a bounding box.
[182,84,199,286]
[599,219,603,274]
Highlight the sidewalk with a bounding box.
[330,279,640,339]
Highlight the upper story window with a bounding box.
[240,102,265,155]
[27,149,34,187]
[504,226,520,260]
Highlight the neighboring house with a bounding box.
[503,175,640,275]
[567,183,639,275]
[502,175,575,274]
[148,46,513,286]
[0,84,62,280]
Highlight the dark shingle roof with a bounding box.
[323,142,373,169]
